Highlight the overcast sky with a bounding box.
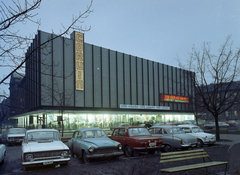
[1,0,240,97]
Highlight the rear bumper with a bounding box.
[134,146,161,151]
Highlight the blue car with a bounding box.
[67,128,123,163]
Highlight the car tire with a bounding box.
[197,140,203,148]
[83,151,90,163]
[124,145,133,157]
[0,158,4,165]
[148,150,155,155]
[164,145,172,152]
[62,162,68,166]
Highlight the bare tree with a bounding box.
[0,0,93,123]
[178,36,240,141]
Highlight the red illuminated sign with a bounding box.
[161,94,189,103]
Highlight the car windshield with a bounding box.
[191,127,203,133]
[128,128,151,136]
[27,131,60,141]
[168,127,185,134]
[8,128,26,134]
[83,130,107,139]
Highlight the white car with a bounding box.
[7,128,26,145]
[204,122,229,129]
[178,125,216,147]
[22,129,70,168]
[0,144,6,165]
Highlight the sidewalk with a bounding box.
[217,133,240,146]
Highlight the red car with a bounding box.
[109,126,163,157]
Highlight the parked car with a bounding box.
[226,120,239,126]
[7,128,26,145]
[204,122,229,129]
[149,125,198,152]
[0,144,6,165]
[22,129,70,168]
[67,128,123,163]
[110,123,130,130]
[109,126,163,157]
[178,125,216,147]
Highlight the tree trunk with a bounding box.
[214,115,220,141]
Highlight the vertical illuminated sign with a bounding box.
[75,32,84,91]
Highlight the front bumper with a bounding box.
[203,140,216,144]
[22,158,70,167]
[87,151,123,159]
[134,146,161,151]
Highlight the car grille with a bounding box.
[33,151,62,160]
[94,147,119,154]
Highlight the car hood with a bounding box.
[84,138,119,148]
[7,133,25,137]
[22,140,69,153]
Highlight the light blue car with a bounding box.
[67,128,123,163]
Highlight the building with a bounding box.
[196,81,240,122]
[9,30,195,130]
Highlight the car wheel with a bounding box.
[83,151,90,163]
[164,145,172,152]
[148,150,155,155]
[124,146,133,157]
[197,140,203,148]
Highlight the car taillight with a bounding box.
[180,139,183,144]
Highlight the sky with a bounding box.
[1,0,240,98]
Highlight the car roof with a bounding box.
[151,125,179,129]
[114,126,146,129]
[26,129,58,133]
[75,128,104,132]
[178,125,199,128]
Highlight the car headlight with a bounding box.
[118,144,122,150]
[60,151,69,158]
[88,146,95,153]
[24,154,34,162]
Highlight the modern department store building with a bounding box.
[10,30,195,130]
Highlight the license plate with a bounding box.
[43,161,53,165]
[149,142,156,147]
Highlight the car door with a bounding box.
[72,131,80,156]
[118,128,127,147]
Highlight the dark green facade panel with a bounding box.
[84,44,93,107]
[130,56,137,105]
[137,57,143,105]
[164,64,168,95]
[102,48,110,108]
[93,46,102,107]
[124,54,131,105]
[40,31,53,106]
[52,36,64,107]
[148,61,154,106]
[153,62,159,106]
[109,51,117,108]
[159,63,164,94]
[64,38,74,107]
[117,52,124,106]
[143,59,148,105]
